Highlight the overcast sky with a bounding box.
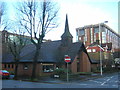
[5,0,119,42]
[46,0,119,42]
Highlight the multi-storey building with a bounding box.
[76,24,120,52]
[76,24,120,69]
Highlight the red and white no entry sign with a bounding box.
[64,56,71,63]
[64,55,71,82]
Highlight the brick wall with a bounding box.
[71,56,78,73]
[17,63,56,77]
[71,52,91,73]
[17,63,33,77]
[85,28,91,46]
[80,52,91,72]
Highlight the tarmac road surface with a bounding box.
[1,73,119,89]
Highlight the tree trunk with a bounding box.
[14,60,19,80]
[31,46,40,80]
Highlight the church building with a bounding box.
[2,15,92,77]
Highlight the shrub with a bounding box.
[77,72,93,75]
[103,67,118,72]
[91,67,100,73]
[53,68,71,74]
[53,68,67,75]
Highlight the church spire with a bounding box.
[61,14,73,38]
[61,14,73,47]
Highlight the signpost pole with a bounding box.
[67,62,68,82]
[64,55,71,83]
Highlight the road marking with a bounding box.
[101,76,114,86]
[89,80,102,83]
[101,82,106,85]
[101,78,109,85]
[107,79,110,81]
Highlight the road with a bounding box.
[1,73,119,89]
[72,74,118,88]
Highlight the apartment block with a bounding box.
[76,24,120,52]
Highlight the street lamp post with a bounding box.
[99,21,108,76]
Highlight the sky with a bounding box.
[4,0,120,42]
[44,0,119,42]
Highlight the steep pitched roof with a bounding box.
[57,42,88,62]
[21,40,92,63]
[19,40,61,63]
[3,40,92,64]
[2,53,14,63]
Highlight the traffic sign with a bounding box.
[64,55,71,82]
[64,56,71,63]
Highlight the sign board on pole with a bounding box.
[64,56,71,63]
[64,55,71,82]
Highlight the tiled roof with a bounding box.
[19,40,61,63]
[3,40,92,63]
[2,53,14,63]
[89,42,112,50]
[20,40,84,63]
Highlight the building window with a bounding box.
[23,64,29,70]
[94,27,99,33]
[43,64,54,72]
[11,64,14,68]
[77,62,80,72]
[102,32,106,43]
[90,28,93,43]
[92,49,96,52]
[85,29,87,41]
[79,29,85,36]
[8,64,10,68]
[87,49,92,52]
[94,33,96,42]
[4,64,7,68]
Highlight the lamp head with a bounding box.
[104,21,108,23]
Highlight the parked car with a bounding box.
[0,70,10,79]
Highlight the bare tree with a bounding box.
[0,2,11,30]
[0,1,6,30]
[8,30,28,79]
[16,0,59,80]
[0,2,5,24]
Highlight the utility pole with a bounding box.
[99,21,108,76]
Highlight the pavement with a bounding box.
[39,77,65,84]
[17,73,112,84]
[2,72,119,88]
[8,72,119,84]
